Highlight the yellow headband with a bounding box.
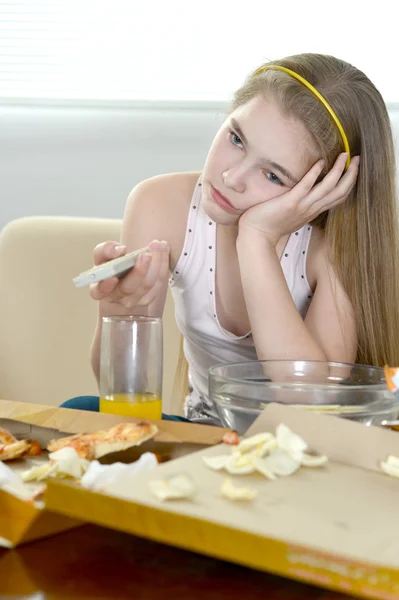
[254,64,351,170]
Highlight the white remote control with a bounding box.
[73,246,149,288]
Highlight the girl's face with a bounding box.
[201,94,320,226]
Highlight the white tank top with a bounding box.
[169,177,313,421]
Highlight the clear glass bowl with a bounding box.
[209,360,399,435]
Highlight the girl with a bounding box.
[88,53,399,422]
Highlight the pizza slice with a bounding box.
[47,421,158,460]
[0,426,42,461]
[0,426,17,445]
[0,440,31,461]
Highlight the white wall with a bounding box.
[0,102,226,231]
[1,102,399,232]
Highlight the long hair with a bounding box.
[174,53,399,413]
[231,53,399,367]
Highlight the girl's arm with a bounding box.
[90,173,194,382]
[237,227,357,363]
[236,154,359,364]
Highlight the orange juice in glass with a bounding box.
[99,316,163,419]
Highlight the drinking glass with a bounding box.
[99,315,163,419]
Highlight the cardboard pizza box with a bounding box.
[0,399,230,547]
[45,404,399,600]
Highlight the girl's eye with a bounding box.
[265,171,283,186]
[230,131,243,148]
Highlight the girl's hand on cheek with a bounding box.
[238,153,360,246]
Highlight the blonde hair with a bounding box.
[172,334,189,415]
[173,53,399,411]
[232,53,399,366]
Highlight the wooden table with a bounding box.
[0,525,354,599]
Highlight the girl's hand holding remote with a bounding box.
[90,239,170,310]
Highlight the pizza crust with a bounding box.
[47,421,158,460]
[0,426,17,446]
[0,426,42,461]
[0,440,31,461]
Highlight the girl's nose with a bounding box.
[222,168,246,193]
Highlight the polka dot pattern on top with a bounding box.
[169,176,313,344]
[168,175,315,422]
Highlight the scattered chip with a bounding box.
[22,447,90,482]
[220,477,257,501]
[22,463,57,483]
[384,455,399,469]
[149,474,196,501]
[237,433,274,454]
[301,453,328,468]
[49,447,90,478]
[263,448,301,477]
[381,455,399,479]
[276,424,307,461]
[251,437,279,458]
[203,424,328,482]
[251,455,277,480]
[202,455,229,471]
[225,452,255,475]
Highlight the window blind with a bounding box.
[0,0,397,103]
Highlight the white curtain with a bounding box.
[1,0,397,103]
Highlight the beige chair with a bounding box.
[0,216,181,414]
